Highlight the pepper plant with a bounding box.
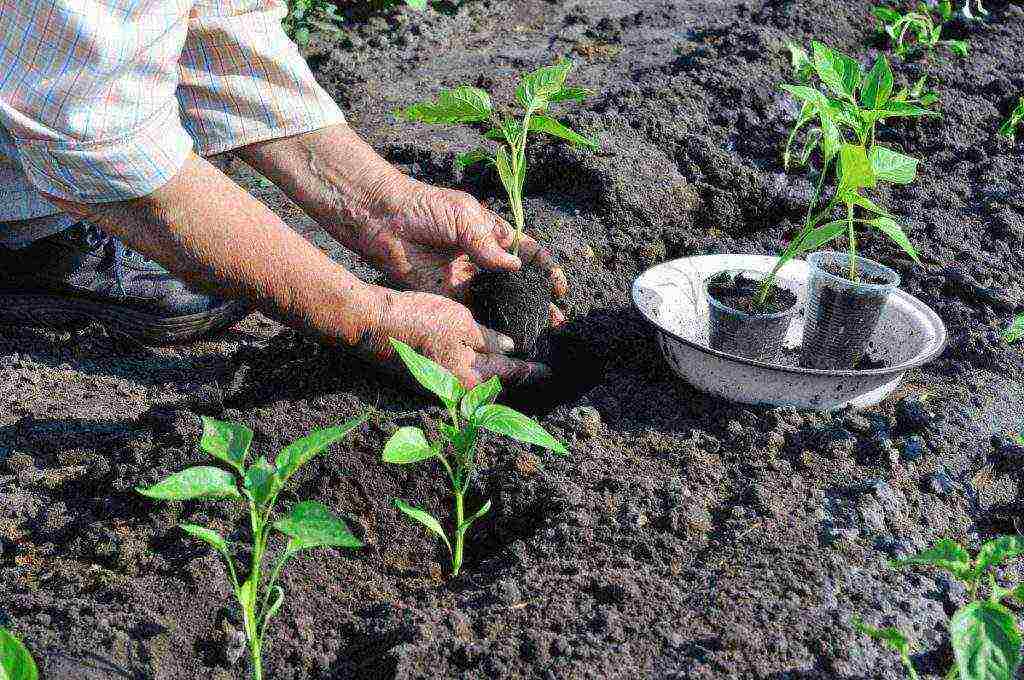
[998,97,1024,140]
[857,536,1024,680]
[755,42,938,305]
[1005,315,1024,343]
[383,338,566,576]
[396,60,597,255]
[283,0,344,47]
[137,416,366,680]
[0,627,37,680]
[873,1,969,60]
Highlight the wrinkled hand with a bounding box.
[351,179,568,326]
[364,290,551,389]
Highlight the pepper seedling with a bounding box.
[755,42,939,305]
[999,97,1024,140]
[1005,314,1024,343]
[395,60,597,255]
[0,627,37,680]
[283,0,344,46]
[137,416,366,680]
[873,1,969,60]
[857,536,1024,680]
[383,338,567,576]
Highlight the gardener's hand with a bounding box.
[367,289,551,388]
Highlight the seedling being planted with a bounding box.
[858,536,1024,680]
[383,338,566,576]
[396,60,597,356]
[873,1,969,60]
[766,42,938,369]
[0,627,37,680]
[137,417,366,680]
[999,97,1024,140]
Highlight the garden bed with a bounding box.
[3,0,1024,677]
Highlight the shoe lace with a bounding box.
[80,222,134,298]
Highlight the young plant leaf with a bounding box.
[793,220,847,255]
[528,115,598,148]
[389,338,465,408]
[973,536,1024,577]
[785,42,814,81]
[1004,315,1024,344]
[275,414,367,485]
[404,0,427,8]
[457,499,492,533]
[845,191,891,216]
[200,417,253,475]
[440,423,473,454]
[244,457,276,507]
[946,40,968,58]
[262,586,285,629]
[460,376,502,420]
[396,86,493,124]
[860,55,894,109]
[853,618,920,680]
[515,60,574,111]
[868,217,921,263]
[180,524,229,555]
[869,146,918,184]
[811,41,861,101]
[949,601,1022,680]
[865,100,938,122]
[274,500,363,550]
[494,146,516,200]
[781,84,827,107]
[873,6,903,24]
[474,404,568,454]
[838,144,877,193]
[382,427,436,464]
[456,148,494,168]
[136,466,240,501]
[548,86,589,103]
[394,499,452,555]
[0,627,38,680]
[892,538,973,579]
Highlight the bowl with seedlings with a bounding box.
[397,60,597,357]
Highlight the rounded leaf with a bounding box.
[394,499,452,555]
[136,466,240,501]
[180,524,229,555]
[200,417,253,474]
[0,627,38,680]
[274,501,363,550]
[383,427,435,464]
[474,404,568,454]
[950,601,1021,680]
[388,339,464,407]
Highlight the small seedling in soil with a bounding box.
[872,1,969,60]
[396,60,597,355]
[137,417,366,680]
[999,97,1024,140]
[0,627,38,680]
[383,338,566,576]
[858,536,1024,680]
[283,0,345,46]
[1004,314,1024,343]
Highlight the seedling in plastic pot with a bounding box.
[137,416,366,680]
[872,1,969,60]
[0,627,38,680]
[395,60,597,356]
[383,338,567,576]
[999,97,1024,140]
[858,536,1024,680]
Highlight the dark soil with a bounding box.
[4,1,1024,679]
[706,270,797,315]
[468,267,552,358]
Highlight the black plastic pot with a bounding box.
[799,251,900,370]
[705,269,799,362]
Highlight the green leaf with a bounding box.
[439,423,474,455]
[200,417,253,475]
[0,627,38,680]
[404,0,427,8]
[474,404,567,454]
[136,466,240,501]
[458,499,492,533]
[516,60,574,111]
[811,41,861,100]
[864,100,939,122]
[389,338,465,408]
[528,115,597,148]
[892,538,973,579]
[845,191,891,216]
[785,42,814,80]
[1004,315,1024,344]
[244,457,276,507]
[262,586,285,632]
[394,499,452,555]
[853,617,912,656]
[949,601,1022,680]
[396,86,493,124]
[860,55,894,109]
[180,524,229,555]
[868,217,921,263]
[238,577,255,607]
[382,427,436,464]
[838,144,876,193]
[461,376,502,420]
[873,6,903,25]
[870,146,919,184]
[456,148,494,168]
[973,536,1024,577]
[781,84,826,107]
[494,146,516,203]
[274,500,363,550]
[275,414,367,485]
[947,40,968,58]
[793,220,847,255]
[548,86,589,103]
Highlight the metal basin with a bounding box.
[631,255,948,410]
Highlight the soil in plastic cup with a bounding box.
[799,251,899,370]
[705,269,798,363]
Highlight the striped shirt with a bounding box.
[0,0,344,230]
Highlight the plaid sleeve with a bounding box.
[177,0,345,157]
[0,0,196,204]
